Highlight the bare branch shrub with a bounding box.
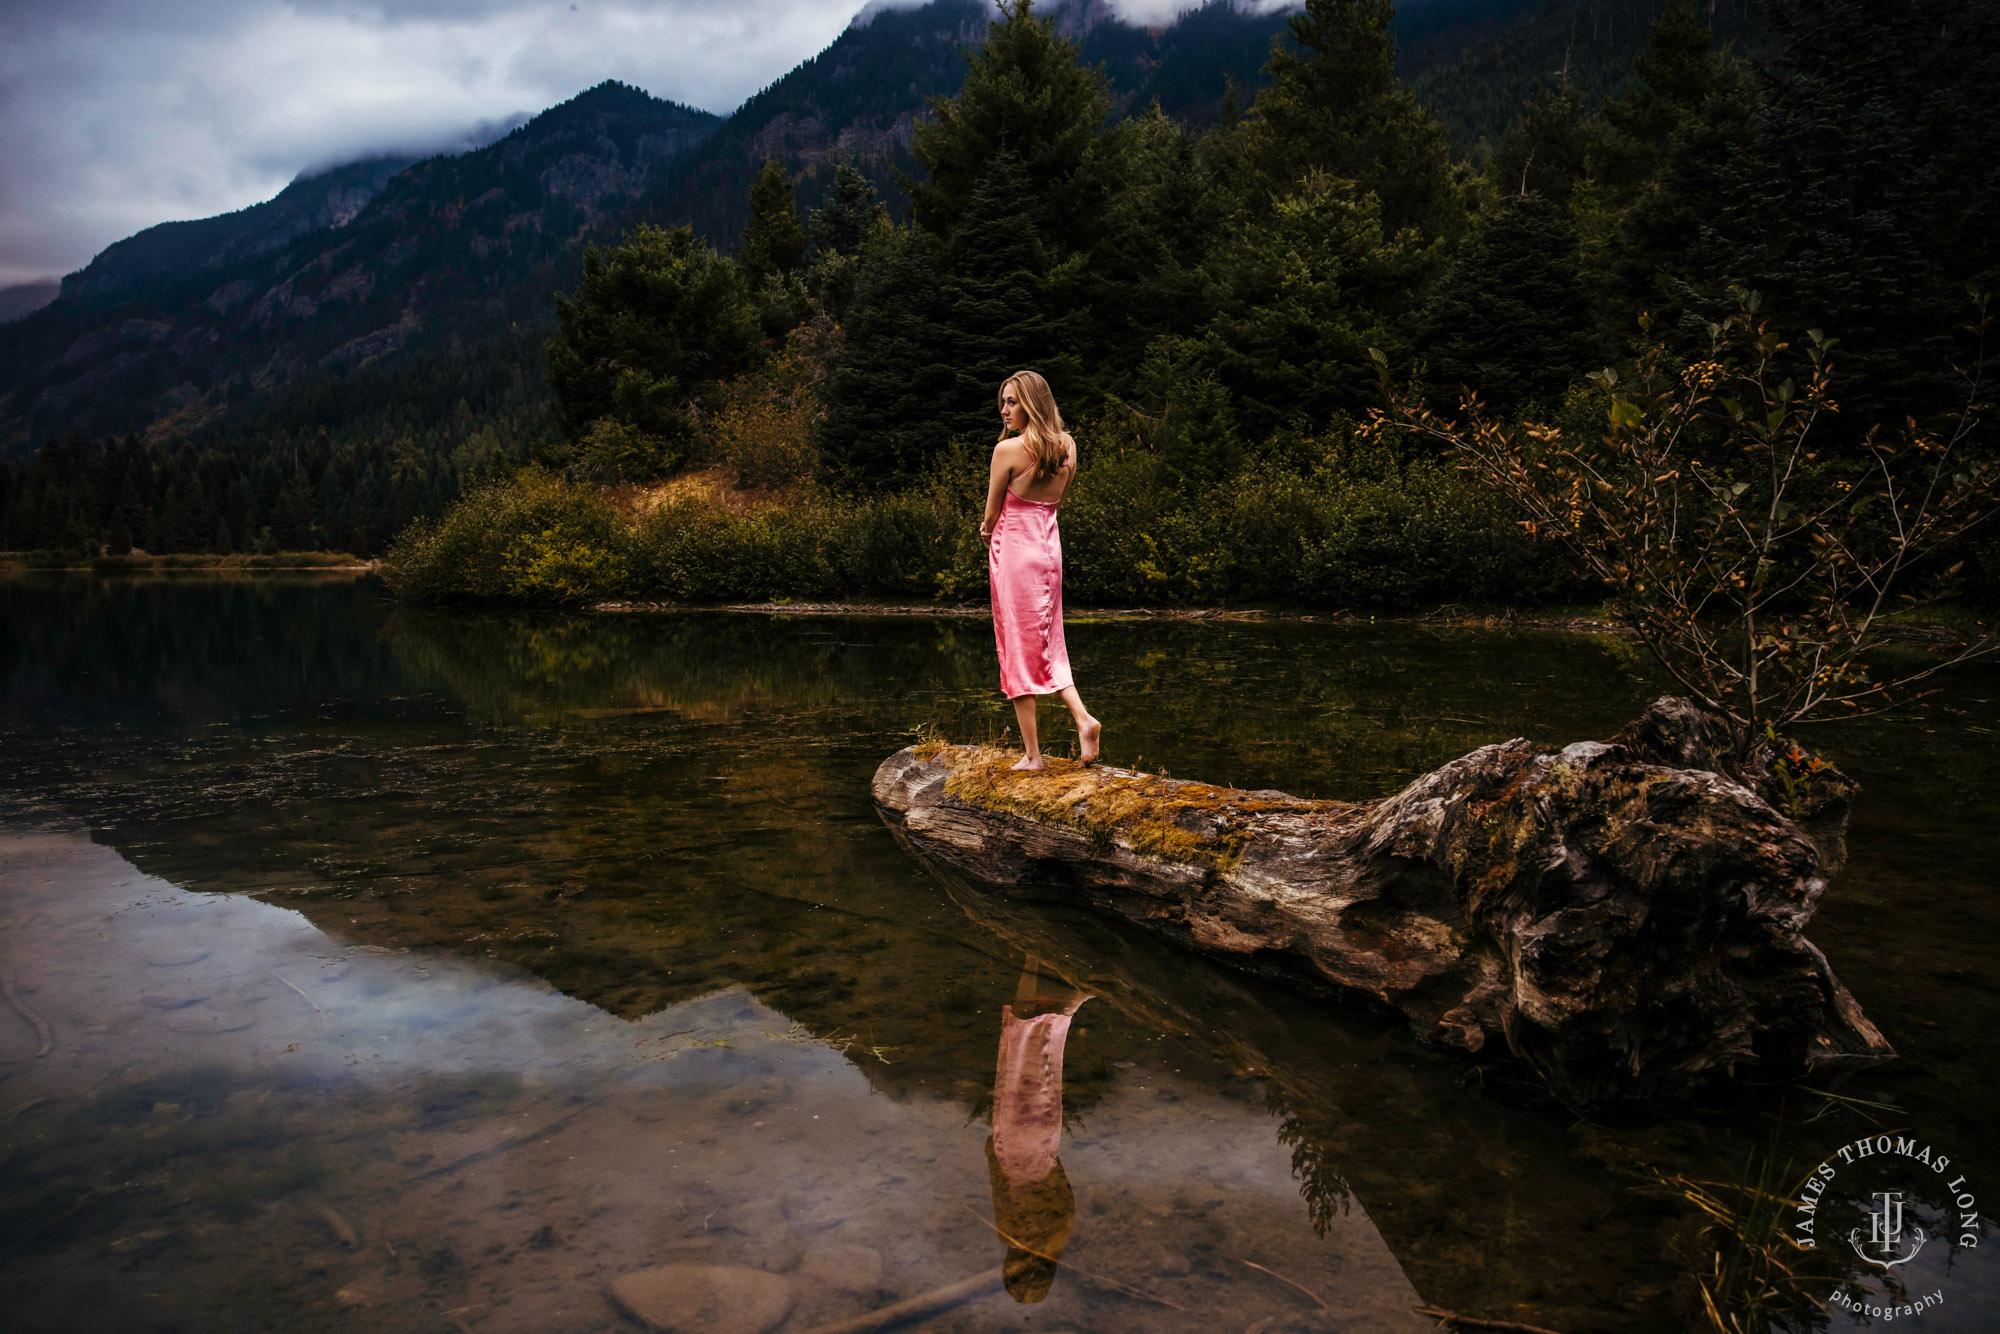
[1368,290,1997,751]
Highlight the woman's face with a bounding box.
[1000,384,1028,433]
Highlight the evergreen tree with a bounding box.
[544,224,761,472]
[1242,0,1464,242]
[805,162,887,323]
[1422,193,1602,416]
[1204,172,1436,436]
[1686,0,1998,425]
[740,156,807,284]
[808,161,884,258]
[934,155,1072,447]
[1490,85,1603,205]
[160,471,207,553]
[820,228,957,487]
[1076,108,1223,403]
[1601,0,1734,157]
[907,0,1115,262]
[273,466,316,550]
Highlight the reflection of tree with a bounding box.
[1275,1107,1353,1237]
[384,607,995,727]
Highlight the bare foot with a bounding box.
[1010,755,1045,772]
[1077,717,1102,766]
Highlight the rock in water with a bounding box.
[798,1244,884,1297]
[871,697,1893,1106]
[608,1264,793,1334]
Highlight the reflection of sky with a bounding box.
[1815,1194,1998,1332]
[1,829,1433,1331]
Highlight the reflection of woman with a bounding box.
[986,956,1090,1303]
[979,371,1102,772]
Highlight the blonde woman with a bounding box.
[979,371,1102,771]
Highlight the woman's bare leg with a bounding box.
[1057,685,1101,765]
[1010,694,1043,770]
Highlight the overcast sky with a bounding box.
[0,0,1253,289]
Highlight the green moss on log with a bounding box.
[934,743,1310,871]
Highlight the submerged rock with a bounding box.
[798,1244,883,1297]
[608,1263,793,1334]
[872,697,1892,1106]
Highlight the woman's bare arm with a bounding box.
[979,439,1020,540]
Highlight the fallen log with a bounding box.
[872,697,1892,1106]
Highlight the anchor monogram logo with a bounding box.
[1848,1189,1928,1269]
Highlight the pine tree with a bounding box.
[907,0,1115,261]
[808,162,884,258]
[1422,193,1602,416]
[1204,172,1436,436]
[1678,0,1995,425]
[544,224,762,472]
[740,156,807,285]
[820,227,957,488]
[1490,85,1605,205]
[1602,1,1732,154]
[1076,108,1222,404]
[160,472,207,553]
[934,155,1072,446]
[273,466,316,551]
[1243,0,1464,242]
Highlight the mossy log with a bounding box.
[872,697,1893,1106]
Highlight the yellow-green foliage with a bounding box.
[384,422,1576,607]
[384,466,628,603]
[934,743,1312,870]
[577,418,676,482]
[707,321,837,489]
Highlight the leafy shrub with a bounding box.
[577,419,676,483]
[386,427,1579,608]
[383,467,628,603]
[707,321,838,489]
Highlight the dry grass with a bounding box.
[600,468,804,523]
[931,743,1314,870]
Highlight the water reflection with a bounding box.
[986,957,1089,1302]
[2,574,1998,1331]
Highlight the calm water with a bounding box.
[1,574,1995,1333]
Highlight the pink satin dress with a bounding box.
[989,487,1074,700]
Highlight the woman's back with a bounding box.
[1001,435,1075,506]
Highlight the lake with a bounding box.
[1,574,1995,1333]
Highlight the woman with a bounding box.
[980,371,1101,771]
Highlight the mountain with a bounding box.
[632,0,1302,242]
[0,82,719,450]
[58,155,419,313]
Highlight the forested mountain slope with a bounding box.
[56,155,421,314]
[0,83,719,451]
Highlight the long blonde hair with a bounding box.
[998,371,1075,482]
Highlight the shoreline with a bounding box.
[1,555,378,574]
[591,598,1631,634]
